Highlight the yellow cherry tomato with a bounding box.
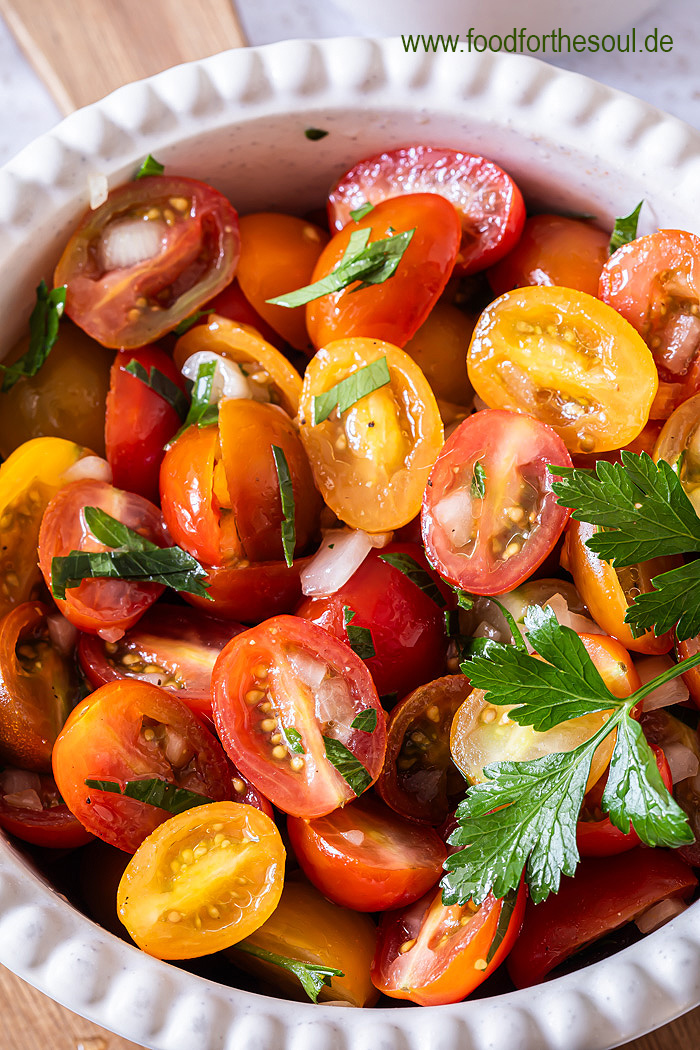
[117,801,285,960]
[467,286,658,453]
[299,337,444,532]
[653,391,700,515]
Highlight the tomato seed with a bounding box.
[399,939,416,954]
[271,745,287,760]
[474,958,488,971]
[260,718,276,733]
[246,689,265,704]
[167,911,182,923]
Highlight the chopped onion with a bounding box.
[98,626,125,643]
[100,217,167,271]
[657,312,700,375]
[635,897,688,934]
[47,612,78,655]
[181,351,269,404]
[316,678,353,744]
[300,529,373,597]
[62,455,112,485]
[2,789,43,812]
[342,829,365,847]
[544,593,606,636]
[88,172,108,209]
[637,655,689,712]
[368,531,394,549]
[663,741,699,784]
[432,488,473,548]
[0,769,42,795]
[288,651,327,690]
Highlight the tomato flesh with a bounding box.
[0,767,93,849]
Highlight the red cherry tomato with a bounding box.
[78,604,243,721]
[306,194,461,351]
[488,214,609,297]
[38,479,169,637]
[211,615,386,819]
[295,543,448,700]
[184,557,313,625]
[54,176,239,348]
[0,768,93,849]
[52,680,232,853]
[327,146,525,275]
[105,346,189,502]
[599,230,700,418]
[207,280,286,350]
[371,880,526,1005]
[421,410,572,595]
[507,848,697,988]
[288,794,446,912]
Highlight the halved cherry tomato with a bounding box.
[572,418,663,470]
[38,479,169,637]
[327,146,525,275]
[376,675,471,825]
[307,194,461,351]
[173,315,303,417]
[299,338,444,532]
[117,800,284,959]
[0,601,79,772]
[184,557,313,625]
[288,795,446,912]
[78,604,243,721]
[0,767,93,849]
[211,615,386,819]
[640,708,700,867]
[371,880,526,1005]
[507,848,697,988]
[577,744,672,857]
[467,286,658,453]
[599,230,700,418]
[421,410,572,595]
[295,543,448,700]
[226,874,378,1006]
[207,279,286,350]
[105,345,189,502]
[0,437,92,618]
[52,679,232,853]
[563,518,677,655]
[235,213,329,352]
[488,214,609,298]
[653,391,700,514]
[0,321,111,459]
[677,631,700,709]
[54,176,239,348]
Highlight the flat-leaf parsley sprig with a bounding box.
[551,451,700,639]
[441,605,699,908]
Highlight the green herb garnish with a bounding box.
[271,445,296,568]
[378,551,446,608]
[168,360,219,445]
[304,128,329,141]
[0,282,67,393]
[125,359,189,420]
[84,777,211,814]
[280,725,305,755]
[312,357,391,425]
[135,153,165,179]
[349,202,375,222]
[323,736,372,796]
[351,708,378,733]
[234,942,343,1003]
[172,309,213,337]
[470,460,486,499]
[343,606,376,660]
[609,201,643,254]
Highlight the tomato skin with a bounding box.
[117,801,285,959]
[0,769,93,849]
[377,675,472,825]
[403,302,475,412]
[488,214,609,297]
[677,632,700,708]
[212,615,386,819]
[105,346,189,502]
[507,849,697,989]
[55,176,240,348]
[160,423,222,566]
[38,479,169,637]
[185,557,313,625]
[371,880,526,1005]
[52,679,232,853]
[563,518,677,655]
[421,410,572,595]
[307,194,461,351]
[287,795,447,912]
[295,543,447,700]
[327,146,525,275]
[207,279,286,350]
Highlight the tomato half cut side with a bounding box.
[376,675,472,825]
[327,146,525,275]
[0,767,93,849]
[371,880,526,1006]
[421,409,572,595]
[52,679,232,853]
[117,801,284,959]
[211,615,386,819]
[507,848,697,988]
[287,794,446,912]
[54,176,240,348]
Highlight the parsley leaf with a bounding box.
[0,282,67,393]
[172,309,213,337]
[271,445,296,568]
[125,359,189,420]
[312,357,391,425]
[470,460,486,499]
[234,942,343,1003]
[135,153,165,179]
[267,229,415,309]
[351,708,378,733]
[625,559,700,641]
[84,777,211,814]
[609,201,643,254]
[323,736,371,796]
[378,551,446,608]
[349,201,374,221]
[343,606,376,659]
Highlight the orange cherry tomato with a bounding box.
[488,214,609,298]
[467,286,658,454]
[403,301,475,412]
[306,194,461,351]
[236,213,328,352]
[117,801,285,959]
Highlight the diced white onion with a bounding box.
[664,741,699,784]
[432,488,473,548]
[181,351,270,405]
[2,789,43,812]
[88,172,108,210]
[288,651,327,690]
[544,593,606,636]
[100,217,167,271]
[300,529,373,597]
[635,897,688,934]
[62,456,113,485]
[0,769,42,795]
[98,626,125,643]
[637,655,689,712]
[47,612,78,655]
[316,678,353,745]
[368,531,394,549]
[342,829,365,847]
[658,312,700,375]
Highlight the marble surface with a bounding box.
[0,0,699,167]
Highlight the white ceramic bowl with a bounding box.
[2,36,700,1050]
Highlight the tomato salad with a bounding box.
[1,145,700,1008]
